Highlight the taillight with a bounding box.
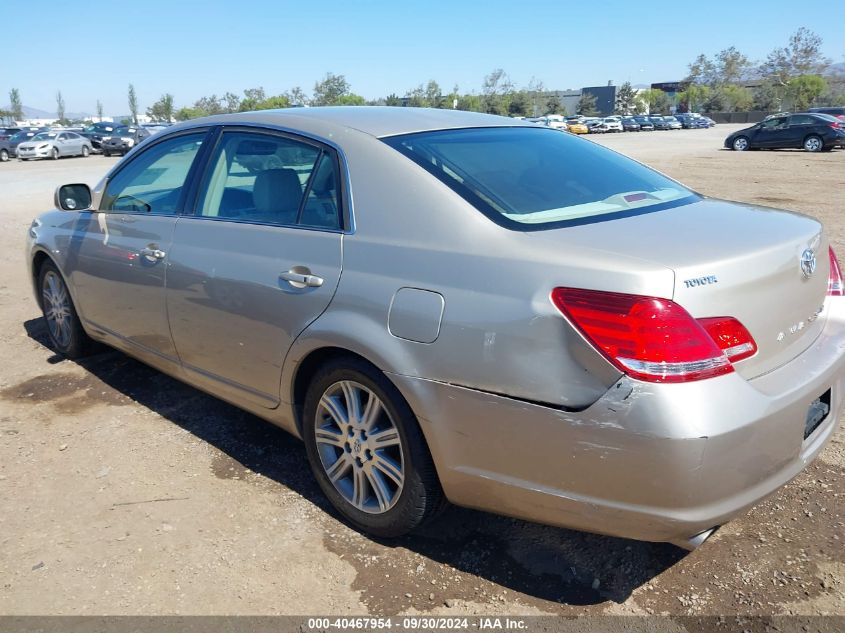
[551,288,757,383]
[697,317,757,362]
[831,122,841,129]
[829,246,844,296]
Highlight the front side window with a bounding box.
[101,132,205,214]
[383,126,698,229]
[196,131,341,229]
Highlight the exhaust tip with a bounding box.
[670,526,718,551]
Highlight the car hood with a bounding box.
[521,197,827,380]
[18,141,52,149]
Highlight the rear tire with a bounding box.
[0,149,8,162]
[38,260,92,359]
[803,135,823,152]
[81,145,90,157]
[103,151,111,157]
[302,357,445,537]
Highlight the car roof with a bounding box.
[178,106,532,139]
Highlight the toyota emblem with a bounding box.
[800,249,816,278]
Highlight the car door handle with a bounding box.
[279,270,323,288]
[139,247,166,261]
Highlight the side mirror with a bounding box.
[55,184,93,211]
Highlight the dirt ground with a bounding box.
[0,125,843,619]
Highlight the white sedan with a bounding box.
[602,117,623,132]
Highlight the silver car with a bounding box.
[17,130,92,160]
[26,108,845,550]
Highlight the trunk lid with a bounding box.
[530,198,828,379]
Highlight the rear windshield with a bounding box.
[382,127,698,229]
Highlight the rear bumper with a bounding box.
[391,298,845,545]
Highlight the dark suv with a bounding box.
[100,126,151,156]
[81,122,123,152]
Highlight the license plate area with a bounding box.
[805,389,831,440]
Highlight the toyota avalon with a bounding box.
[27,107,845,550]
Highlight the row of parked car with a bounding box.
[0,122,169,162]
[524,113,717,134]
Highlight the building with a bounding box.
[581,83,617,116]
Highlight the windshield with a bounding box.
[383,127,698,229]
[111,127,134,136]
[10,131,32,142]
[32,132,57,141]
[84,124,116,133]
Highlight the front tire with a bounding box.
[81,145,90,157]
[51,147,60,160]
[303,357,444,537]
[0,149,8,162]
[732,136,750,151]
[103,151,111,157]
[38,261,91,359]
[803,135,823,152]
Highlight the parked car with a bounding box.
[602,117,623,132]
[663,116,683,130]
[566,121,589,134]
[1,129,46,160]
[544,114,568,130]
[702,116,716,127]
[101,126,152,156]
[649,116,672,130]
[725,113,845,152]
[16,131,92,160]
[0,127,22,141]
[621,117,641,132]
[675,114,704,129]
[585,119,605,133]
[28,108,845,551]
[633,116,655,131]
[808,107,845,122]
[81,122,123,152]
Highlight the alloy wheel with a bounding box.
[41,270,72,348]
[314,380,405,514]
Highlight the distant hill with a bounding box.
[1,104,93,120]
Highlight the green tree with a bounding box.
[576,91,599,116]
[786,75,827,110]
[720,85,754,111]
[507,91,530,117]
[313,73,352,106]
[679,84,711,113]
[639,88,670,114]
[55,91,65,122]
[753,80,784,111]
[456,94,483,112]
[545,93,562,115]
[96,100,104,120]
[174,106,205,121]
[9,88,23,120]
[0,109,13,125]
[255,95,291,109]
[424,80,441,108]
[482,68,513,115]
[384,93,402,106]
[614,81,640,115]
[147,94,174,122]
[223,91,241,113]
[334,94,366,106]
[286,86,308,106]
[239,87,267,111]
[128,84,139,124]
[194,95,224,115]
[761,27,830,87]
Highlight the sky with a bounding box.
[4,0,843,116]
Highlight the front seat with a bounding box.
[252,168,303,224]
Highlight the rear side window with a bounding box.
[101,133,206,214]
[789,115,816,125]
[383,127,698,230]
[196,131,341,229]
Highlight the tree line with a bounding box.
[2,28,841,126]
